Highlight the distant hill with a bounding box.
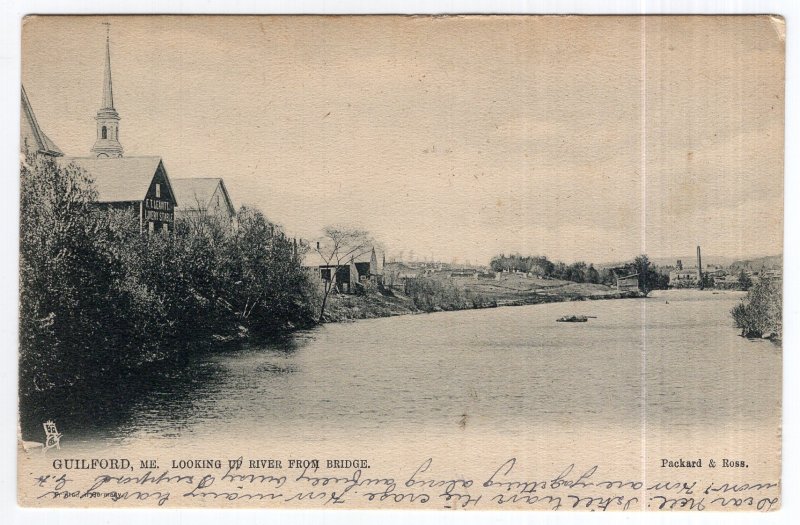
[729,255,782,270]
[647,255,739,268]
[600,254,782,269]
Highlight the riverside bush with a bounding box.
[404,276,489,312]
[731,278,782,340]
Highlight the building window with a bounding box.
[101,126,108,139]
[155,183,161,198]
[162,223,169,234]
[321,268,332,281]
[148,221,154,234]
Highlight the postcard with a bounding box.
[17,15,784,510]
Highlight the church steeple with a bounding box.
[101,27,115,110]
[91,24,123,158]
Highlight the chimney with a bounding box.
[696,246,703,288]
[316,241,320,250]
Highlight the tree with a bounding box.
[738,269,753,291]
[314,226,374,323]
[533,256,555,277]
[599,267,616,286]
[701,272,716,290]
[19,152,128,391]
[553,261,568,280]
[586,264,600,284]
[627,255,665,296]
[731,277,781,339]
[567,261,587,283]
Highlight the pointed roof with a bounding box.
[101,28,114,109]
[303,245,384,268]
[172,178,235,214]
[20,85,62,156]
[62,156,176,204]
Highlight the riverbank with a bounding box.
[322,274,639,322]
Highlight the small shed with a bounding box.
[614,272,640,293]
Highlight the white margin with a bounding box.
[1,1,797,524]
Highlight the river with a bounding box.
[48,289,779,464]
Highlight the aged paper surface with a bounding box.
[18,15,783,511]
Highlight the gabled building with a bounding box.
[172,178,235,222]
[20,85,62,157]
[64,156,177,233]
[304,245,385,293]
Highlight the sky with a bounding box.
[21,15,785,265]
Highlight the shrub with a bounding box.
[731,278,782,340]
[404,276,487,312]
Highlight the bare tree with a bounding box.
[315,226,373,323]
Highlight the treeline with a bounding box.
[490,253,669,294]
[731,278,782,340]
[19,153,318,399]
[490,254,605,283]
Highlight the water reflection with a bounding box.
[19,331,313,446]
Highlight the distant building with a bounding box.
[20,85,62,157]
[305,246,384,293]
[613,271,640,293]
[383,262,420,289]
[669,268,700,284]
[172,178,235,222]
[450,269,478,278]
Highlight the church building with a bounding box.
[20,85,62,157]
[61,28,178,233]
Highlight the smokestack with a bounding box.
[696,245,703,288]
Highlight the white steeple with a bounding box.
[91,23,123,158]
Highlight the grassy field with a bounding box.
[449,272,621,303]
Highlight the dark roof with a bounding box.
[20,86,62,156]
[61,156,176,204]
[172,177,235,213]
[304,246,383,268]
